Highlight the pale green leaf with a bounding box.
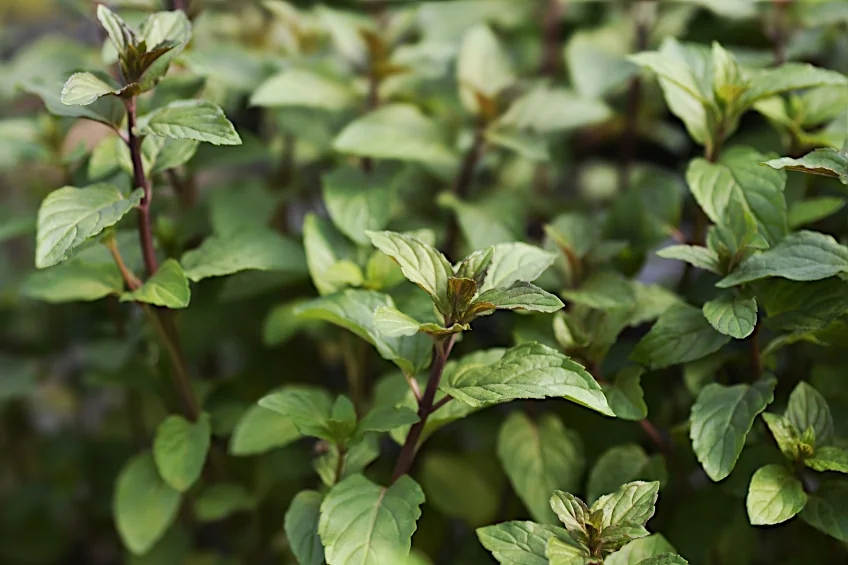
[251,68,355,110]
[114,452,181,555]
[22,78,125,128]
[373,306,423,338]
[303,213,362,296]
[441,342,613,416]
[97,4,135,55]
[786,381,833,447]
[318,474,425,565]
[702,294,757,339]
[566,26,637,99]
[548,491,589,536]
[194,483,255,522]
[805,446,848,473]
[285,490,325,565]
[761,413,802,461]
[139,100,242,146]
[477,521,572,565]
[686,146,787,245]
[765,148,848,184]
[635,555,688,565]
[801,480,848,542]
[258,388,334,441]
[356,406,419,437]
[631,304,730,370]
[366,230,453,315]
[591,481,660,529]
[122,259,190,309]
[719,231,848,287]
[180,229,306,282]
[690,378,776,481]
[587,444,663,505]
[333,104,454,166]
[605,534,677,565]
[21,260,123,303]
[60,72,117,105]
[485,126,550,162]
[497,412,585,523]
[473,282,564,315]
[744,64,848,104]
[560,271,636,311]
[35,185,143,268]
[315,435,380,488]
[152,413,211,492]
[546,536,587,565]
[746,464,807,525]
[457,24,514,114]
[323,165,394,245]
[499,85,612,133]
[602,368,649,422]
[481,242,557,292]
[228,404,301,456]
[656,245,721,274]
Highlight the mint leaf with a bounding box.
[719,230,848,287]
[285,490,325,565]
[587,444,664,505]
[744,63,848,104]
[636,555,688,565]
[746,464,807,525]
[702,294,757,339]
[152,413,211,492]
[318,474,425,565]
[560,271,636,311]
[373,307,426,338]
[766,148,848,184]
[303,213,362,296]
[690,378,776,481]
[590,481,660,529]
[472,282,564,315]
[497,412,585,523]
[441,342,613,416]
[477,521,572,565]
[194,483,255,522]
[457,24,514,115]
[114,452,181,555]
[788,197,846,228]
[605,534,677,565]
[139,100,242,146]
[180,229,306,282]
[122,259,190,309]
[420,452,500,526]
[366,231,453,315]
[60,72,118,105]
[631,304,730,369]
[481,242,557,292]
[805,446,848,473]
[786,381,833,446]
[35,184,143,268]
[761,413,802,461]
[801,481,848,542]
[686,146,787,245]
[656,245,721,274]
[22,260,122,303]
[602,367,649,422]
[251,68,355,110]
[97,5,135,55]
[549,491,590,537]
[499,85,612,133]
[228,404,301,456]
[257,388,334,441]
[546,536,587,565]
[356,406,419,438]
[322,165,394,245]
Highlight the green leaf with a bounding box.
[21,260,123,303]
[322,165,394,245]
[591,481,660,529]
[472,282,564,315]
[457,24,514,115]
[114,452,181,555]
[228,404,301,456]
[315,435,380,487]
[333,104,455,166]
[152,413,211,492]
[373,307,426,338]
[560,271,636,311]
[35,185,143,269]
[587,444,664,505]
[484,126,550,162]
[788,197,846,228]
[546,537,587,565]
[690,378,776,481]
[194,483,255,522]
[209,181,278,237]
[257,388,334,442]
[60,72,118,105]
[761,413,802,461]
[421,452,499,526]
[97,4,135,56]
[497,412,585,523]
[548,491,590,537]
[718,230,848,287]
[481,242,557,292]
[631,304,730,370]
[566,25,638,99]
[686,146,787,245]
[296,289,432,376]
[786,381,833,447]
[602,367,649,422]
[318,474,425,565]
[757,277,848,332]
[746,464,807,525]
[744,63,848,104]
[22,78,125,128]
[441,342,613,416]
[303,214,362,296]
[635,555,688,565]
[765,148,848,184]
[366,231,453,315]
[251,68,355,110]
[138,100,242,146]
[801,481,848,542]
[121,259,190,309]
[477,521,572,565]
[702,294,757,339]
[356,406,419,437]
[285,490,325,565]
[605,534,677,565]
[180,229,306,282]
[499,85,611,133]
[656,245,721,274]
[805,446,848,473]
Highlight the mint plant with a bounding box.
[4,1,848,564]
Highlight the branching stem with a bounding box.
[124,97,158,278]
[391,334,457,482]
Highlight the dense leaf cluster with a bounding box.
[2,1,848,565]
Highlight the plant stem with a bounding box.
[445,125,486,256]
[750,322,763,378]
[124,97,158,278]
[361,70,381,174]
[334,446,348,485]
[341,332,365,415]
[391,334,457,482]
[539,0,563,76]
[169,0,188,12]
[618,4,651,192]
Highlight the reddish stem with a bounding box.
[125,97,158,277]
